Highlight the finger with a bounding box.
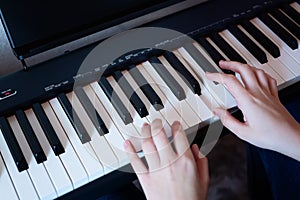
[213,108,248,137]
[171,121,191,156]
[268,76,279,99]
[253,68,270,91]
[206,72,251,106]
[219,60,258,89]
[141,123,160,170]
[151,119,176,163]
[124,140,148,174]
[191,144,209,188]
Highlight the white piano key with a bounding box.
[9,115,57,200]
[83,85,129,166]
[90,82,143,151]
[42,102,88,189]
[251,18,300,75]
[25,108,73,196]
[0,152,19,200]
[159,54,214,122]
[143,60,201,128]
[177,46,236,109]
[0,129,39,200]
[106,76,149,133]
[49,98,103,182]
[290,2,300,13]
[237,24,295,82]
[219,29,285,85]
[121,70,172,137]
[68,92,119,174]
[137,64,189,130]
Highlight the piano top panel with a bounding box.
[0,0,186,58]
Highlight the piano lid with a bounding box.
[0,0,208,60]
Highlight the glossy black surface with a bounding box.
[74,87,109,136]
[280,4,300,25]
[98,77,133,124]
[149,57,186,101]
[57,93,91,143]
[209,32,247,64]
[228,25,268,64]
[128,66,164,111]
[163,51,201,95]
[269,9,300,40]
[0,117,28,172]
[32,103,65,156]
[259,13,298,50]
[240,20,280,58]
[113,71,148,118]
[15,110,47,164]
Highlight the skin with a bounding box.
[124,120,209,200]
[206,61,300,162]
[124,60,300,200]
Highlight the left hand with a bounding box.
[124,119,209,200]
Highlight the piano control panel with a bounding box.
[0,89,17,101]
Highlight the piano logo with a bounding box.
[0,89,17,101]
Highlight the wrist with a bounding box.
[277,122,300,162]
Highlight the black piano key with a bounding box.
[241,20,280,58]
[259,13,298,50]
[228,25,268,64]
[209,32,247,64]
[149,57,186,101]
[163,51,201,95]
[57,93,91,143]
[183,42,222,73]
[15,110,47,164]
[0,117,28,172]
[270,9,300,40]
[196,37,235,75]
[32,103,65,156]
[280,4,300,25]
[98,77,133,124]
[128,65,163,111]
[112,71,148,118]
[74,87,109,136]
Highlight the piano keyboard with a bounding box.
[0,1,300,199]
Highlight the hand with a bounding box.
[206,60,300,161]
[124,119,209,200]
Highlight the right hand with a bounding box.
[206,60,300,161]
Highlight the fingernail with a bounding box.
[172,121,181,131]
[198,151,206,159]
[123,140,130,149]
[213,108,222,116]
[205,72,212,78]
[143,123,149,127]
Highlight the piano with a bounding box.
[0,0,299,199]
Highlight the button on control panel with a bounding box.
[0,89,17,101]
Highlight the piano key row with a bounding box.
[0,3,299,199]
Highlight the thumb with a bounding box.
[213,107,247,137]
[191,144,209,188]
